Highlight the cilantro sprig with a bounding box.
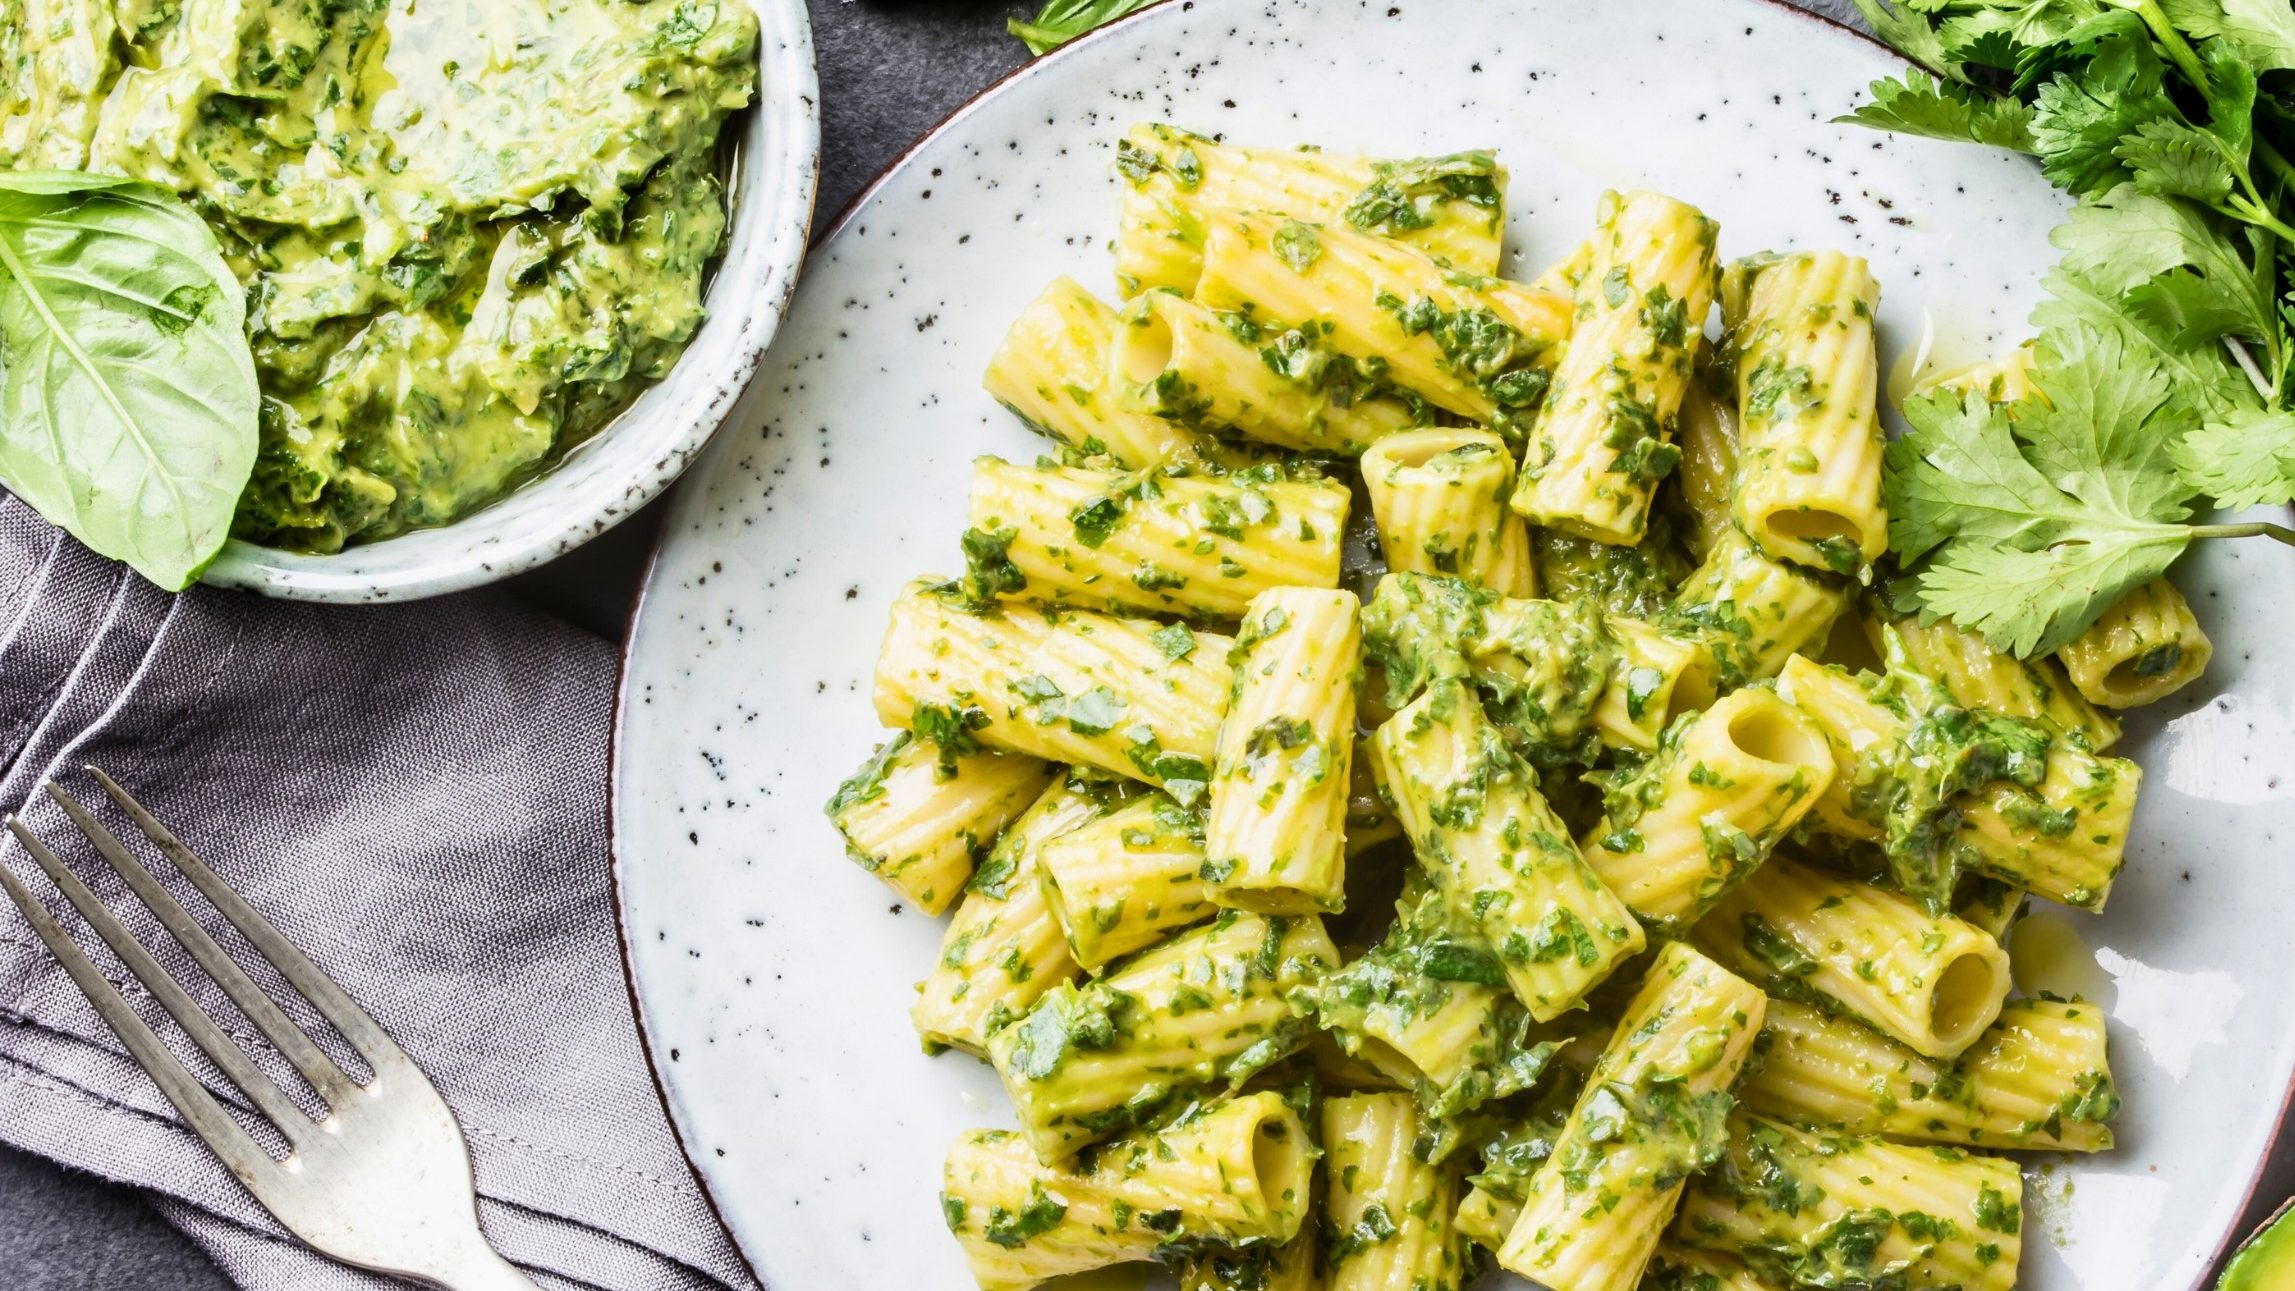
[1845,0,2295,655]
[1008,0,1163,55]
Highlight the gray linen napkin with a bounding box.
[0,493,758,1291]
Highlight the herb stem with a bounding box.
[2256,138,2295,209]
[2224,335,2275,402]
[2119,0,2209,89]
[2189,522,2295,546]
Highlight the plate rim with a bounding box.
[604,2,2294,1283]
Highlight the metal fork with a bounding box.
[0,768,536,1291]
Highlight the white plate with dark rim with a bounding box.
[199,0,820,603]
[610,1,2295,1286]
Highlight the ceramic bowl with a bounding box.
[200,0,820,603]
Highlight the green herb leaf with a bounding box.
[0,172,259,590]
[2029,25,2174,198]
[1008,0,1162,56]
[2171,405,2295,507]
[1837,69,2036,150]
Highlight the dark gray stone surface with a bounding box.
[3,0,2284,1284]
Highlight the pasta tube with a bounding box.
[1206,588,1361,914]
[1037,794,1217,971]
[987,911,1339,1160]
[983,277,1229,468]
[1865,607,2119,752]
[1739,997,2119,1151]
[967,457,1350,620]
[1776,655,2137,912]
[874,583,1230,792]
[1360,573,1615,757]
[1728,251,1887,574]
[914,773,1138,1053]
[1693,854,2010,1059]
[1643,1244,1772,1291]
[1668,527,1848,686]
[2057,576,2213,708]
[1323,1093,1477,1291]
[826,732,1054,915]
[1372,681,1645,1019]
[1671,373,1739,563]
[1585,687,1835,931]
[1495,942,1767,1291]
[1112,289,1424,454]
[1295,878,1554,1117]
[1678,1113,2022,1291]
[1535,526,1687,620]
[1514,190,1721,545]
[1113,122,1506,295]
[1589,613,1719,754]
[942,1091,1315,1290]
[1196,210,1570,424]
[1178,1233,1323,1291]
[1361,429,1538,596]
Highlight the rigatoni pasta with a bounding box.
[1693,853,2010,1059]
[1112,122,1505,296]
[1866,606,2120,752]
[1584,686,1834,931]
[1112,287,1425,456]
[1727,250,1887,574]
[873,582,1230,791]
[943,1091,1315,1290]
[1668,527,1848,686]
[1195,210,1570,424]
[1495,942,1766,1291]
[913,773,1134,1053]
[1371,681,1645,1019]
[987,911,1339,1160]
[1739,997,2119,1152]
[1361,429,1538,595]
[1322,1092,1475,1291]
[983,276,1227,468]
[1206,588,1361,914]
[967,457,1350,619]
[1678,1113,2023,1291]
[1513,190,1720,545]
[828,731,1054,915]
[2057,576,2213,708]
[1037,793,1217,971]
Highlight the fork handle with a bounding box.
[416,1237,542,1291]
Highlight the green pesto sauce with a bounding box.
[3,0,758,550]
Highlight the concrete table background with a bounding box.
[0,0,2282,1284]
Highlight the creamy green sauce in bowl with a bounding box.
[3,0,760,552]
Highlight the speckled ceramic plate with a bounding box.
[199,0,819,602]
[610,2,2295,1286]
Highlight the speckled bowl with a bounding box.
[199,0,819,603]
[614,1,2295,1287]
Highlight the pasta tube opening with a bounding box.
[1113,303,1177,387]
[1721,691,1830,769]
[1931,948,2010,1053]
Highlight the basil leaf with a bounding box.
[0,171,258,590]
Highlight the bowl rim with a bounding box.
[199,0,823,604]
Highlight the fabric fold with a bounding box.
[0,495,756,1291]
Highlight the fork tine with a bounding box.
[87,767,404,1067]
[0,854,280,1187]
[5,816,313,1142]
[46,782,360,1105]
